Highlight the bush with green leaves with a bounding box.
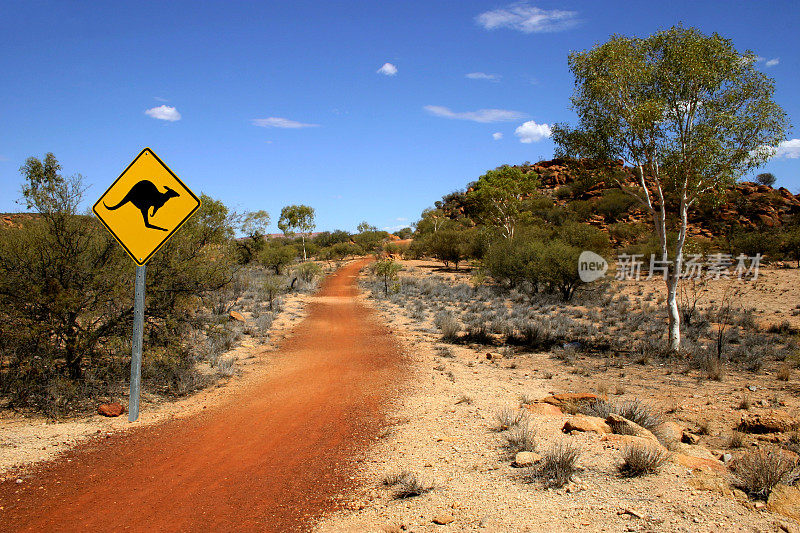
[258,241,297,274]
[0,153,238,415]
[373,259,403,295]
[423,226,477,270]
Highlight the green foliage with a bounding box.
[608,222,650,244]
[278,204,316,261]
[261,275,286,311]
[0,155,239,415]
[729,230,780,259]
[393,227,413,240]
[482,224,608,301]
[595,189,637,222]
[552,24,788,351]
[235,210,271,264]
[424,227,477,270]
[313,230,351,247]
[373,259,403,295]
[352,229,389,254]
[258,241,297,274]
[357,221,377,233]
[465,165,539,239]
[293,262,322,284]
[781,227,800,267]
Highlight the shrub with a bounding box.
[373,259,403,295]
[735,450,799,498]
[383,471,434,499]
[595,189,637,222]
[531,440,582,488]
[580,398,662,431]
[756,172,776,187]
[294,261,322,284]
[618,444,670,477]
[504,423,537,454]
[258,242,297,274]
[495,407,528,431]
[435,313,461,342]
[0,155,237,414]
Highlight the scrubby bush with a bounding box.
[735,450,798,498]
[504,423,537,454]
[756,172,776,187]
[595,189,637,222]
[383,471,434,499]
[618,444,670,477]
[373,259,403,295]
[258,241,297,274]
[531,440,582,488]
[0,154,239,415]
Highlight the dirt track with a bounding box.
[0,259,404,532]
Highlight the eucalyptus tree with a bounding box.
[277,204,315,261]
[552,25,787,351]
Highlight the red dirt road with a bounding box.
[0,259,404,532]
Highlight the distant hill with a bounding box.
[436,158,800,242]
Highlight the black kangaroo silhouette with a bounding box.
[104,180,180,231]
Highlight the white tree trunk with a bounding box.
[301,235,307,262]
[666,274,681,351]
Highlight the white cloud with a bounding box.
[492,132,503,140]
[153,96,168,102]
[752,56,780,68]
[774,139,800,159]
[514,120,551,143]
[476,3,579,33]
[251,117,320,128]
[466,72,500,81]
[377,62,398,76]
[424,105,526,123]
[396,217,408,222]
[145,105,181,122]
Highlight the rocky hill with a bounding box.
[440,159,800,241]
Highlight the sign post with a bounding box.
[129,264,146,421]
[93,148,200,421]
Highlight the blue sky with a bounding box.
[1,1,799,233]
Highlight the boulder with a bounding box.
[687,471,734,497]
[672,453,726,473]
[526,402,563,417]
[513,451,542,467]
[229,310,246,322]
[768,484,800,523]
[738,411,797,434]
[97,402,124,417]
[563,415,612,434]
[541,393,602,407]
[606,414,659,442]
[671,442,717,461]
[600,434,667,453]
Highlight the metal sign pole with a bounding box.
[128,264,146,422]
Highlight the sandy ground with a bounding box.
[0,283,314,475]
[315,260,800,533]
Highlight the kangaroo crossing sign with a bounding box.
[93,148,200,265]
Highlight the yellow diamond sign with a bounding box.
[93,148,201,265]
